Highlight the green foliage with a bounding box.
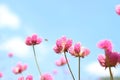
[100,77,120,80]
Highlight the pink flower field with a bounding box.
[0,1,120,80]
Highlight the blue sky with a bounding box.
[0,0,120,80]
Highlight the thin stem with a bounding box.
[64,52,75,80]
[105,50,114,80]
[108,67,113,80]
[32,45,42,76]
[78,57,80,80]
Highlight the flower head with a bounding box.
[55,56,67,66]
[26,75,33,80]
[69,43,90,58]
[8,52,13,58]
[0,72,3,78]
[12,62,27,74]
[98,54,106,67]
[97,40,113,51]
[81,47,90,58]
[74,43,81,53]
[53,36,72,53]
[40,73,53,80]
[115,4,120,15]
[97,39,120,68]
[98,51,119,68]
[25,34,42,46]
[18,76,24,80]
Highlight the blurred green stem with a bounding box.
[64,52,75,80]
[108,66,113,80]
[32,45,42,76]
[78,57,80,80]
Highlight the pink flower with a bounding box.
[53,36,72,53]
[81,47,90,58]
[64,39,73,52]
[74,43,81,53]
[12,62,28,74]
[106,51,119,67]
[40,73,53,80]
[98,51,119,68]
[97,40,113,51]
[25,34,42,46]
[52,69,58,75]
[97,39,120,68]
[98,54,106,67]
[12,66,22,74]
[0,72,3,78]
[53,45,62,53]
[55,56,67,66]
[69,43,90,57]
[18,76,24,80]
[8,52,13,58]
[115,4,120,15]
[26,75,33,80]
[69,46,75,56]
[55,60,61,66]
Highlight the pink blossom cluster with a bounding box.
[69,43,90,58]
[53,36,90,80]
[53,36,72,53]
[18,75,33,80]
[3,33,120,80]
[53,36,90,58]
[40,73,53,80]
[12,62,28,74]
[25,34,42,46]
[0,3,120,80]
[97,40,120,68]
[55,56,67,66]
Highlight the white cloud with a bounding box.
[0,38,30,57]
[0,38,51,59]
[0,4,20,29]
[86,62,119,77]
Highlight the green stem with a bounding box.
[78,57,80,80]
[64,52,75,80]
[105,50,114,80]
[32,45,42,76]
[108,67,113,80]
